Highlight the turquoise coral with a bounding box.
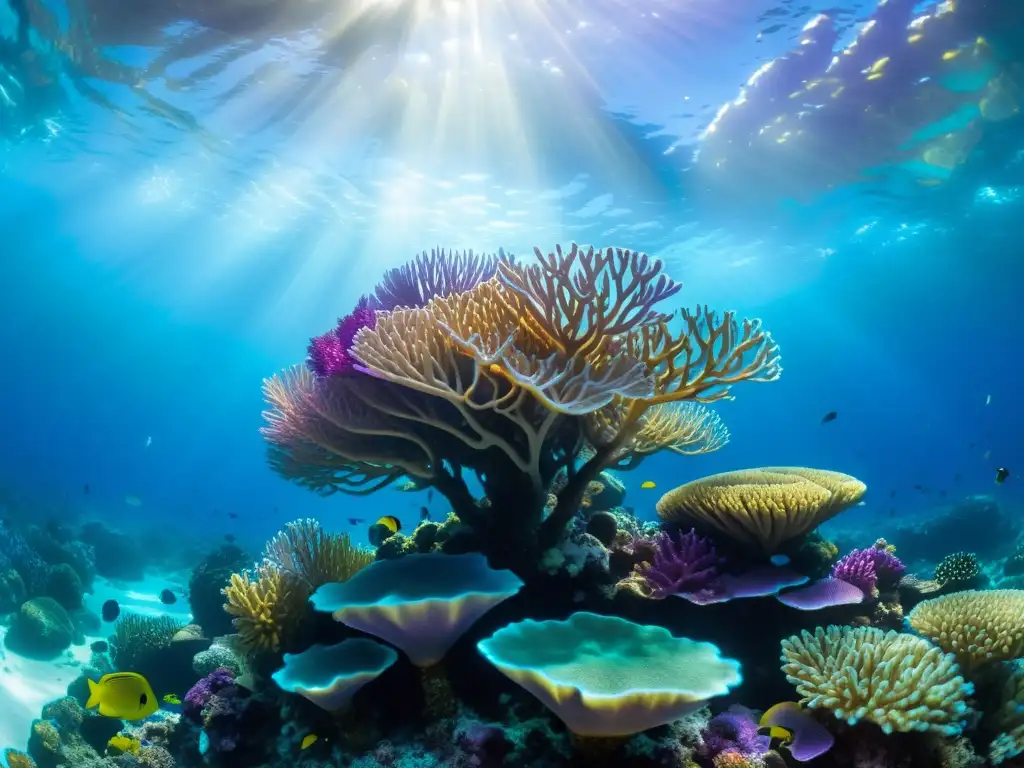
[272,639,398,711]
[477,612,741,737]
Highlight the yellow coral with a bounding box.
[656,467,866,552]
[780,625,971,735]
[3,749,37,768]
[222,564,301,653]
[908,589,1024,672]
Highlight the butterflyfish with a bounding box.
[376,515,401,533]
[301,734,318,750]
[86,673,159,720]
[760,701,834,761]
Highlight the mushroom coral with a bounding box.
[271,639,398,711]
[262,244,780,571]
[780,625,972,735]
[310,552,523,667]
[477,612,742,737]
[656,467,866,552]
[908,589,1024,672]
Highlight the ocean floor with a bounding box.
[0,573,192,757]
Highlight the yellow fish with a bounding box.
[107,734,141,756]
[640,481,656,489]
[376,515,401,533]
[162,694,181,705]
[86,673,159,720]
[301,734,318,750]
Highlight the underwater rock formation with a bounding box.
[5,597,78,659]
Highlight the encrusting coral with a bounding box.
[780,625,973,735]
[262,244,781,572]
[655,467,866,553]
[908,589,1024,672]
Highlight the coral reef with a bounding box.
[262,244,781,574]
[188,544,250,638]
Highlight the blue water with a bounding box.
[0,0,1022,761]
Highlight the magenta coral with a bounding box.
[306,296,377,377]
[635,529,723,600]
[832,546,905,596]
[183,667,235,723]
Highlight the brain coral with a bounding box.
[478,612,741,737]
[656,467,866,552]
[780,625,972,735]
[908,589,1024,672]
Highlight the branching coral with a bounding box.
[780,625,972,735]
[263,244,781,570]
[908,589,1024,672]
[371,248,511,310]
[831,544,905,597]
[656,467,866,552]
[263,518,374,590]
[113,615,183,672]
[222,564,303,654]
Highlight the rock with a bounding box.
[588,471,626,510]
[44,563,85,611]
[0,567,26,613]
[5,597,76,658]
[889,495,1019,564]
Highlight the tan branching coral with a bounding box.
[586,397,729,467]
[908,590,1024,672]
[222,564,301,654]
[264,244,783,559]
[264,518,374,590]
[780,625,972,735]
[655,467,866,552]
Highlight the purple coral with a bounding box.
[636,529,723,600]
[370,248,511,310]
[306,296,377,377]
[698,708,770,762]
[183,667,235,723]
[832,546,905,595]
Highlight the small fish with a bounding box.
[996,467,1010,484]
[984,450,992,461]
[301,734,318,750]
[124,495,142,507]
[102,599,121,622]
[159,589,177,605]
[376,515,401,533]
[83,484,90,495]
[369,519,400,548]
[145,436,152,448]
[913,484,926,492]
[769,554,790,567]
[419,506,431,522]
[86,673,159,720]
[986,394,992,405]
[821,411,837,423]
[760,701,834,761]
[90,640,109,653]
[107,734,141,756]
[227,512,238,519]
[162,694,181,705]
[640,481,656,489]
[427,489,434,503]
[348,517,365,526]
[224,534,236,543]
[889,490,896,498]
[954,473,962,482]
